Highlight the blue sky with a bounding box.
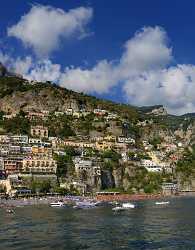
[1,0,195,114]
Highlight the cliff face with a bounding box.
[0,76,138,120]
[101,170,115,189]
[0,85,80,114]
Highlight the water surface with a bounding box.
[0,197,195,250]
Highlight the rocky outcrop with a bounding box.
[147,106,168,116]
[0,87,81,114]
[101,170,115,189]
[112,168,123,188]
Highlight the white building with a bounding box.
[0,135,10,143]
[121,152,128,162]
[10,135,28,144]
[0,157,4,170]
[141,159,162,172]
[29,138,42,144]
[106,113,118,120]
[65,108,73,115]
[55,111,64,116]
[118,136,135,144]
[93,109,107,116]
[21,146,32,154]
[73,157,101,176]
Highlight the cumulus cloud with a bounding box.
[119,26,172,77]
[13,56,32,75]
[26,60,62,83]
[0,51,11,65]
[59,60,119,94]
[123,65,195,115]
[7,5,93,56]
[59,26,172,94]
[4,25,195,115]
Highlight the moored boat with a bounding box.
[73,200,98,209]
[50,201,65,207]
[6,208,15,214]
[155,201,170,205]
[122,203,135,209]
[112,202,135,212]
[112,206,125,212]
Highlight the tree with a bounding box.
[101,150,121,161]
[39,180,51,193]
[3,115,30,134]
[149,137,162,149]
[54,152,75,178]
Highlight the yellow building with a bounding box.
[104,135,116,142]
[31,146,52,156]
[95,141,113,151]
[22,157,57,174]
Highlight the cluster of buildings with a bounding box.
[0,127,57,195]
[23,108,119,122]
[0,104,189,196]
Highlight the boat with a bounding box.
[122,203,135,209]
[112,206,125,212]
[112,202,135,212]
[73,200,98,209]
[6,209,15,214]
[155,201,170,205]
[50,201,65,207]
[109,201,120,206]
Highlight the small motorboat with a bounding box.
[73,201,97,209]
[155,201,170,205]
[109,201,120,206]
[122,203,135,209]
[6,209,15,214]
[112,202,135,212]
[112,206,125,212]
[50,201,65,208]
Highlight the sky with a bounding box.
[1,1,195,115]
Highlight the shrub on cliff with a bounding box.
[3,114,30,135]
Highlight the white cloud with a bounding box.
[59,26,172,94]
[119,26,172,77]
[123,65,195,115]
[59,60,119,93]
[26,60,62,83]
[3,25,195,115]
[13,56,32,75]
[7,5,93,56]
[0,51,11,65]
[0,51,62,82]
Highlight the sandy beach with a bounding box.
[96,193,173,202]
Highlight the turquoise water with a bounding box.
[0,197,195,250]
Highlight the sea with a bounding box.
[0,196,195,250]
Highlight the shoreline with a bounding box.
[0,192,195,208]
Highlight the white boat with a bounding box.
[109,201,120,206]
[155,201,170,205]
[50,201,65,207]
[6,209,15,214]
[112,202,135,212]
[122,203,135,209]
[73,200,98,209]
[112,206,125,212]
